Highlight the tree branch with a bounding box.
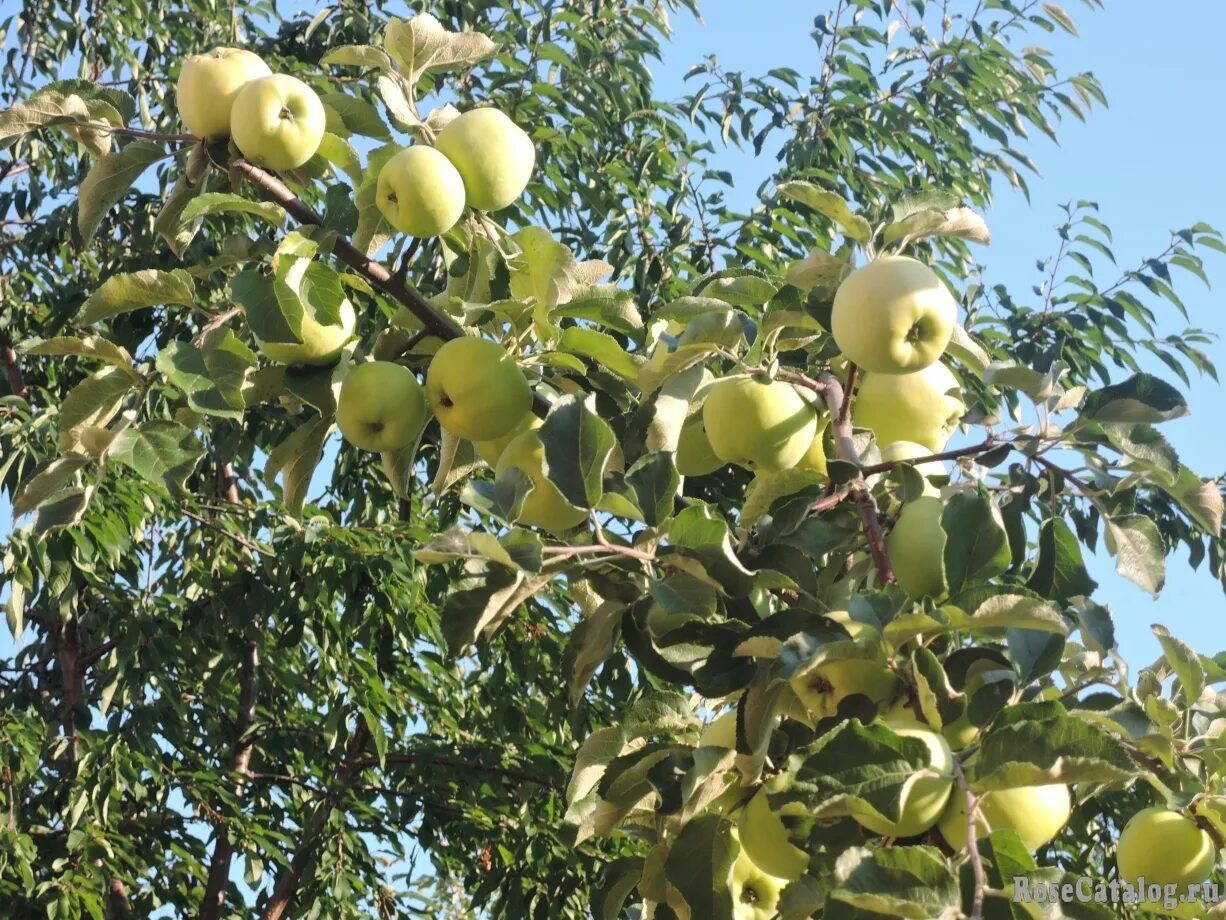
[2,341,27,398]
[817,369,895,584]
[227,159,552,422]
[953,759,986,920]
[198,639,260,920]
[859,437,999,476]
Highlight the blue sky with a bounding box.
[651,0,1226,669]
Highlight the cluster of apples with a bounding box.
[177,48,326,171]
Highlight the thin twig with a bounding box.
[859,438,1000,476]
[180,508,272,557]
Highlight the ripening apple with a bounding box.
[1117,807,1217,889]
[376,146,467,238]
[425,337,532,441]
[473,414,543,467]
[230,74,326,171]
[879,440,946,495]
[853,361,964,451]
[703,377,818,473]
[854,720,954,838]
[790,658,900,723]
[254,297,355,367]
[676,414,724,477]
[794,414,831,477]
[434,108,535,212]
[728,841,789,920]
[886,496,948,600]
[938,784,1071,852]
[736,789,808,881]
[336,361,428,453]
[495,430,588,534]
[176,48,271,139]
[831,255,958,375]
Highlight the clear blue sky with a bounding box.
[652,0,1226,669]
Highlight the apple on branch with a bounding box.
[230,74,326,172]
[425,337,533,442]
[376,146,467,238]
[495,429,588,534]
[336,361,428,453]
[886,495,948,600]
[938,783,1071,851]
[675,414,724,477]
[853,360,964,452]
[434,108,536,212]
[853,720,955,838]
[253,297,355,367]
[1117,807,1218,891]
[702,376,818,473]
[831,255,958,375]
[176,47,271,139]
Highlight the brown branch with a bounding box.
[859,438,1000,476]
[817,369,895,584]
[809,487,851,514]
[215,461,240,504]
[0,162,31,182]
[104,126,199,143]
[2,342,27,398]
[260,724,371,920]
[107,878,133,918]
[55,615,83,768]
[227,159,552,420]
[181,508,271,557]
[198,639,260,920]
[953,760,986,920]
[80,637,119,669]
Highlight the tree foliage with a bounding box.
[2,1,1225,919]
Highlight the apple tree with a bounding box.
[2,2,1226,919]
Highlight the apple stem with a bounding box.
[953,759,986,920]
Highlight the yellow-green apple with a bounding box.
[938,784,1071,851]
[434,108,535,212]
[1117,807,1217,888]
[473,414,542,467]
[831,255,958,374]
[854,720,954,838]
[254,297,355,367]
[336,361,428,452]
[230,74,326,171]
[176,48,271,139]
[886,496,948,599]
[794,415,831,477]
[376,145,467,238]
[728,839,789,920]
[495,430,588,534]
[879,440,947,495]
[703,377,818,473]
[853,361,964,451]
[676,414,724,477]
[736,789,808,881]
[425,337,532,441]
[790,658,899,723]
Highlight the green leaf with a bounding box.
[79,268,196,324]
[1042,3,1078,35]
[321,45,392,70]
[666,505,756,597]
[1101,422,1180,484]
[591,857,644,920]
[155,335,254,418]
[179,192,286,227]
[776,181,871,243]
[946,325,991,376]
[13,455,91,518]
[440,564,553,657]
[320,93,391,139]
[316,133,363,186]
[154,158,209,256]
[1104,514,1166,596]
[972,706,1135,790]
[557,327,641,381]
[662,813,736,920]
[1152,624,1205,703]
[941,492,1010,592]
[829,846,961,919]
[0,90,92,144]
[540,394,616,509]
[564,600,626,707]
[353,143,399,256]
[1026,518,1097,600]
[552,285,644,333]
[265,417,332,516]
[785,247,849,291]
[107,420,203,496]
[622,452,680,527]
[276,256,347,330]
[76,140,165,245]
[57,366,136,452]
[22,335,133,369]
[34,487,92,535]
[1081,373,1189,424]
[695,270,781,307]
[384,12,498,85]
[1164,466,1224,534]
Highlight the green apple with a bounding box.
[425,337,532,441]
[737,788,808,881]
[853,361,964,451]
[473,414,543,467]
[790,658,899,723]
[703,377,818,473]
[176,47,271,139]
[376,145,467,238]
[831,255,958,374]
[231,74,326,171]
[938,784,1071,851]
[254,296,355,367]
[794,414,832,477]
[676,414,724,477]
[495,430,588,534]
[854,720,954,838]
[728,840,789,920]
[336,361,428,452]
[886,496,948,600]
[879,440,947,491]
[434,108,535,212]
[1117,807,1217,888]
